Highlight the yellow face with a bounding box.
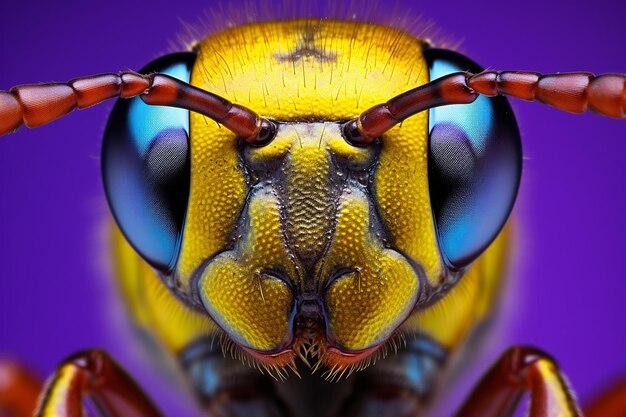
[169,20,446,368]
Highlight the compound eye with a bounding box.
[425,49,522,269]
[102,52,196,272]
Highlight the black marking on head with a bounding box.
[274,26,337,64]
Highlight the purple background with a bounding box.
[1,0,625,415]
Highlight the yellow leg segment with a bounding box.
[455,346,582,417]
[36,350,162,417]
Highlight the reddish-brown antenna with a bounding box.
[0,72,275,144]
[2,70,623,144]
[347,71,626,144]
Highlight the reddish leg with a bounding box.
[0,359,43,417]
[455,346,581,417]
[585,378,626,417]
[36,350,163,417]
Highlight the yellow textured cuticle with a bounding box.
[173,20,442,352]
[178,19,441,287]
[199,191,296,351]
[403,225,512,349]
[322,192,419,351]
[110,19,508,359]
[112,226,214,353]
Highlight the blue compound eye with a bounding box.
[102,52,196,272]
[425,49,522,269]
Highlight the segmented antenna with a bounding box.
[1,70,623,144]
[347,71,626,144]
[0,72,275,144]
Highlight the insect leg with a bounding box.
[455,346,581,417]
[180,339,292,417]
[0,359,43,417]
[334,335,446,417]
[584,377,626,417]
[35,349,163,417]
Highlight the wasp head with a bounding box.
[103,20,520,375]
